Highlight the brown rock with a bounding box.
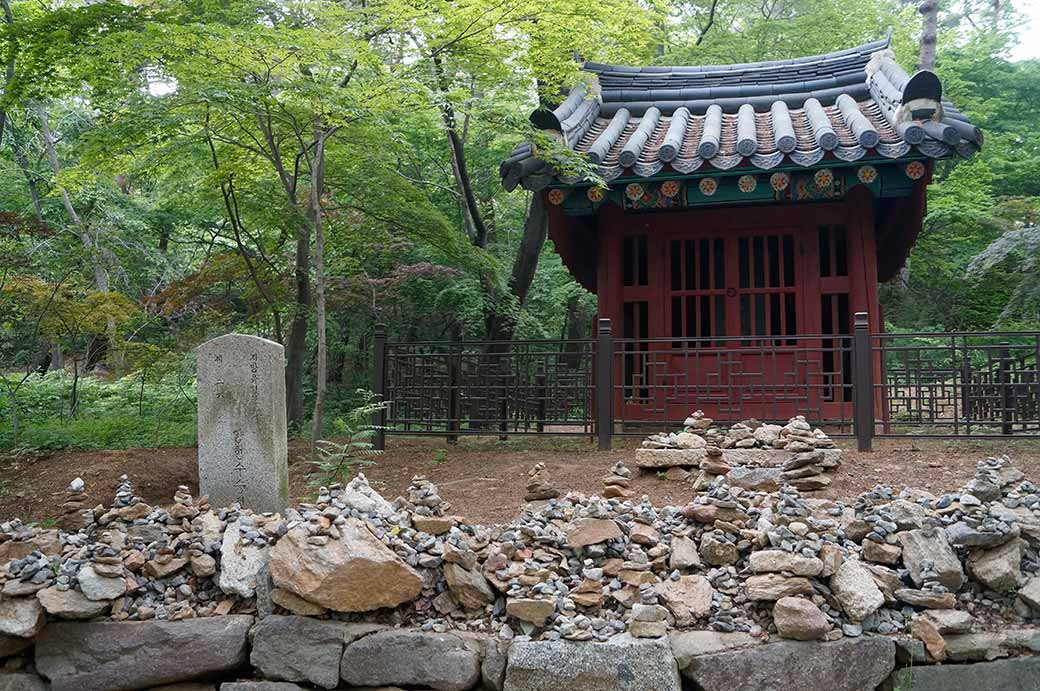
[37,586,110,620]
[145,558,188,579]
[745,574,813,601]
[565,518,621,548]
[862,540,902,565]
[911,615,947,661]
[656,575,714,626]
[413,516,455,535]
[772,597,830,641]
[270,520,422,613]
[443,563,494,610]
[506,598,555,626]
[270,587,328,616]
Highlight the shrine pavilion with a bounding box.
[500,35,982,422]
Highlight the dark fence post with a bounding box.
[596,318,614,451]
[1000,341,1013,435]
[852,312,874,452]
[371,323,387,451]
[960,348,973,434]
[446,327,461,445]
[536,362,547,433]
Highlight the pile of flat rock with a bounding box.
[636,412,842,492]
[4,454,1040,678]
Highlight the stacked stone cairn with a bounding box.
[8,455,1040,685]
[524,463,559,501]
[602,460,634,499]
[57,478,91,531]
[636,412,842,492]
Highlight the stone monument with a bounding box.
[196,333,289,513]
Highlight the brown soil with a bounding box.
[4,436,1040,526]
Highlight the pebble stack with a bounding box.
[524,463,559,501]
[602,460,634,499]
[57,478,91,531]
[637,412,841,491]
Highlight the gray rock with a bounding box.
[889,655,1040,691]
[250,615,346,689]
[197,333,289,513]
[829,561,884,623]
[76,565,126,602]
[725,466,782,492]
[634,448,705,468]
[0,673,48,691]
[669,631,758,670]
[37,586,110,620]
[504,634,680,690]
[898,528,965,591]
[482,639,510,691]
[968,538,1022,592]
[0,597,44,638]
[218,520,269,598]
[35,616,252,691]
[340,630,479,691]
[683,637,894,691]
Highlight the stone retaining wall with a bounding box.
[4,615,1040,691]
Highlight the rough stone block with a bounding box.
[35,616,252,691]
[340,630,480,691]
[250,615,347,689]
[504,634,680,691]
[889,655,1040,691]
[682,637,894,691]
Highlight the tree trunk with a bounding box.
[284,223,311,428]
[918,0,938,71]
[485,193,548,340]
[310,126,330,452]
[36,105,109,293]
[0,0,14,153]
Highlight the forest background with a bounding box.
[0,0,1037,452]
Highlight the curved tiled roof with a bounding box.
[502,35,982,191]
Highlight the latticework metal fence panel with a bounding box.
[384,339,596,436]
[372,321,1040,448]
[610,334,854,434]
[874,332,1040,436]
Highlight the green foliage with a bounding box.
[307,389,385,488]
[0,371,197,452]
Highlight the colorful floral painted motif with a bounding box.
[547,188,566,205]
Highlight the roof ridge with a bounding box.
[582,35,890,76]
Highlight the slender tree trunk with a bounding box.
[310,126,331,452]
[485,194,548,340]
[0,0,14,153]
[918,0,939,71]
[285,222,311,428]
[10,130,44,222]
[37,105,110,293]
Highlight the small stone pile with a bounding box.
[602,460,634,499]
[524,463,559,501]
[57,478,91,531]
[636,413,841,492]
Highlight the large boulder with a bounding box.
[218,520,269,598]
[669,631,758,670]
[565,519,621,548]
[504,634,680,691]
[340,629,480,691]
[682,637,894,691]
[655,575,713,626]
[37,587,109,620]
[772,597,830,641]
[270,520,421,612]
[34,616,252,691]
[0,597,44,638]
[830,561,884,622]
[250,615,348,689]
[444,563,495,610]
[968,538,1022,592]
[899,528,965,591]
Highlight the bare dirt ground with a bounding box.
[4,436,1040,526]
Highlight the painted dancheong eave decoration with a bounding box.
[500,34,982,194]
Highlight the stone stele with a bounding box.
[197,333,289,513]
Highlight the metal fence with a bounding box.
[369,316,1040,451]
